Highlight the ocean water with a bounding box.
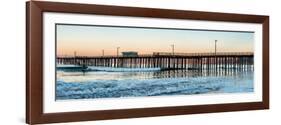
[56,66,254,100]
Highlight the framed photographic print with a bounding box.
[26,1,269,124]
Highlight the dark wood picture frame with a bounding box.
[26,1,269,124]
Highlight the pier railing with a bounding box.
[152,52,253,57]
[58,52,253,58]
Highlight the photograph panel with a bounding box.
[55,24,254,100]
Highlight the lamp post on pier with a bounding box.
[102,49,104,57]
[171,44,175,68]
[117,47,120,57]
[74,51,77,65]
[74,51,77,57]
[171,44,175,56]
[215,40,218,73]
[116,47,120,67]
[215,40,217,55]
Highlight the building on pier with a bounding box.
[122,51,138,57]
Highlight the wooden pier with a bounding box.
[57,52,254,71]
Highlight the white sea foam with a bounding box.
[87,66,161,72]
[55,64,254,100]
[57,64,79,67]
[56,75,253,100]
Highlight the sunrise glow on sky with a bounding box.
[56,24,254,57]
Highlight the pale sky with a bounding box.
[56,24,254,57]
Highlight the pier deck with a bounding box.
[57,52,254,71]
